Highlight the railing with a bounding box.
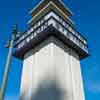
[14,11,88,54]
[51,18,88,53]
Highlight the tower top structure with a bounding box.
[28,0,73,26]
[13,0,89,60]
[29,0,73,16]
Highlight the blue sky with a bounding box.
[0,0,100,100]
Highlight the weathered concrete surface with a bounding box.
[20,37,85,100]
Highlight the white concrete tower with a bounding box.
[13,0,89,100]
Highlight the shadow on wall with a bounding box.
[20,80,65,100]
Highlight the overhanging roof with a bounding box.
[28,2,74,26]
[29,0,73,17]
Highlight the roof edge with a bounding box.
[29,0,73,16]
[28,2,74,25]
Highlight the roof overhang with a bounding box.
[28,2,74,26]
[29,0,73,17]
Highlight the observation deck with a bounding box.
[13,11,89,60]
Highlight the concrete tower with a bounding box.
[13,0,89,100]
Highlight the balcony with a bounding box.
[14,11,89,60]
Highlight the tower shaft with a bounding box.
[20,37,85,100]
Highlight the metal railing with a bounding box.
[15,17,88,54]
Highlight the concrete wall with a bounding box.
[20,37,85,100]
